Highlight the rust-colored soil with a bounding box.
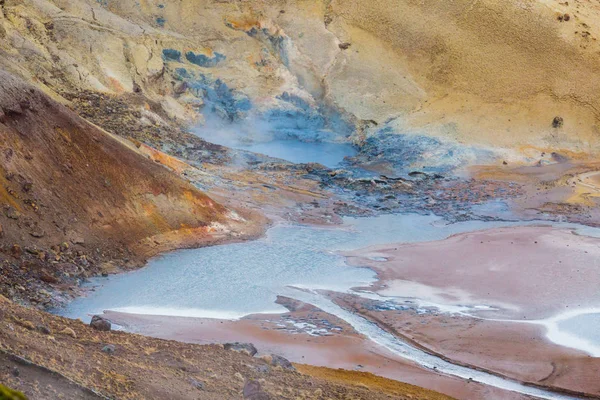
[0,295,450,400]
[0,69,264,306]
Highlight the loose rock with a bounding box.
[224,342,257,356]
[10,244,22,259]
[36,325,51,335]
[243,379,270,399]
[90,315,111,332]
[552,116,564,128]
[270,354,295,371]
[189,378,204,390]
[101,344,115,354]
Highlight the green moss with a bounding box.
[0,385,27,400]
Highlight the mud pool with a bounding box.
[193,127,356,168]
[59,214,535,322]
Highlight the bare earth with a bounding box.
[104,299,532,400]
[341,226,600,397]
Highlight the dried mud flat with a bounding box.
[339,226,600,397]
[104,299,529,400]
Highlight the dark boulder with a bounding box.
[90,315,111,332]
[552,116,564,128]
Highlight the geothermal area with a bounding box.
[2,0,600,399]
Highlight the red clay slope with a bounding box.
[0,69,261,304]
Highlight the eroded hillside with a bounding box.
[2,0,600,157]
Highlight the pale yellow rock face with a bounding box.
[326,0,600,151]
[2,0,600,156]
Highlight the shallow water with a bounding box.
[194,129,356,168]
[558,313,600,346]
[59,213,533,321]
[237,139,356,168]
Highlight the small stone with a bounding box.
[10,244,22,259]
[71,236,85,245]
[224,342,257,356]
[270,354,295,371]
[243,379,271,399]
[234,372,245,382]
[5,206,20,220]
[90,315,111,332]
[189,378,204,390]
[552,116,564,128]
[12,367,19,377]
[254,364,270,374]
[30,229,45,238]
[36,325,51,335]
[40,270,58,284]
[338,42,351,50]
[101,344,115,354]
[60,327,77,338]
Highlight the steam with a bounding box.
[192,110,276,149]
[191,108,357,168]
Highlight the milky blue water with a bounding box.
[192,123,356,168]
[557,313,600,347]
[56,211,600,399]
[59,214,541,321]
[235,139,356,168]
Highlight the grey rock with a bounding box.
[101,344,115,354]
[270,354,295,371]
[90,315,111,332]
[243,379,270,399]
[223,342,257,357]
[254,364,270,374]
[36,325,51,335]
[190,378,204,390]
